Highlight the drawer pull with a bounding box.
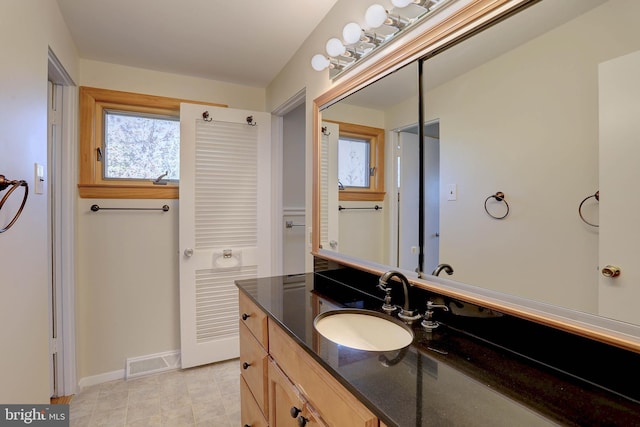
[242,362,251,370]
[242,313,251,320]
[290,406,301,418]
[297,415,309,427]
[244,425,251,427]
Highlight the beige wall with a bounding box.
[0,0,79,403]
[76,64,266,381]
[80,60,266,111]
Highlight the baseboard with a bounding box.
[77,369,125,390]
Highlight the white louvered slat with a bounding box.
[195,266,257,343]
[320,132,329,247]
[195,121,258,249]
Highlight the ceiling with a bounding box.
[56,0,339,88]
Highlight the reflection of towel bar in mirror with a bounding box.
[285,221,305,229]
[90,204,170,212]
[338,205,383,211]
[484,192,509,220]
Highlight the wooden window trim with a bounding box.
[326,120,385,202]
[78,86,227,199]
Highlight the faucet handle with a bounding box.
[380,286,397,313]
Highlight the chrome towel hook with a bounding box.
[484,191,509,219]
[0,174,29,233]
[578,190,599,227]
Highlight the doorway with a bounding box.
[394,120,440,274]
[274,91,307,275]
[47,48,77,397]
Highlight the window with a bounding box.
[329,120,385,201]
[78,86,226,198]
[103,110,180,181]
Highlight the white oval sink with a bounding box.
[313,309,414,352]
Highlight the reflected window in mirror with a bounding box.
[326,120,385,201]
[338,137,370,189]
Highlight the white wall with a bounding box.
[428,0,640,312]
[0,0,79,403]
[76,63,266,381]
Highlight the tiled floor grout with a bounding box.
[69,358,240,427]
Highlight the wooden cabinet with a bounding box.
[240,292,270,425]
[241,376,268,427]
[268,322,378,427]
[239,290,379,427]
[268,360,327,427]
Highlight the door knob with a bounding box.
[329,240,338,249]
[601,265,621,278]
[184,248,194,257]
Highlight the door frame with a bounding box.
[47,48,77,396]
[272,88,306,274]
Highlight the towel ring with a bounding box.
[484,191,509,219]
[578,190,599,227]
[0,175,29,233]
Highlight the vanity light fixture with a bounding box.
[310,0,449,77]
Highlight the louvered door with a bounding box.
[179,104,272,368]
[320,122,339,251]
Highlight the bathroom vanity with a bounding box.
[237,270,640,426]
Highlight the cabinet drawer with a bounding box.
[239,291,269,348]
[268,359,327,427]
[241,376,268,427]
[269,322,378,427]
[240,322,269,417]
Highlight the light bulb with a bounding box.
[342,22,362,45]
[391,0,414,7]
[325,38,346,57]
[365,4,388,29]
[311,54,330,71]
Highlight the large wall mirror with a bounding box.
[315,0,640,349]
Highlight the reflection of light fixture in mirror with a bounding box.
[311,0,449,77]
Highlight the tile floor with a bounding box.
[69,358,240,427]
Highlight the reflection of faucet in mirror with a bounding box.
[378,270,422,324]
[432,263,453,277]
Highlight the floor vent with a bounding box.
[125,350,181,380]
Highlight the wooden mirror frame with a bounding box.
[311,0,640,353]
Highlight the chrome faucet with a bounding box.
[421,300,450,330]
[378,270,422,324]
[432,263,454,277]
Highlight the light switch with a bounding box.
[447,184,457,201]
[34,163,44,194]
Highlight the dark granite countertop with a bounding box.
[236,271,640,427]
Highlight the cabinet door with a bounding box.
[268,360,326,427]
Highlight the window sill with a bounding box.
[78,184,178,199]
[339,191,386,202]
